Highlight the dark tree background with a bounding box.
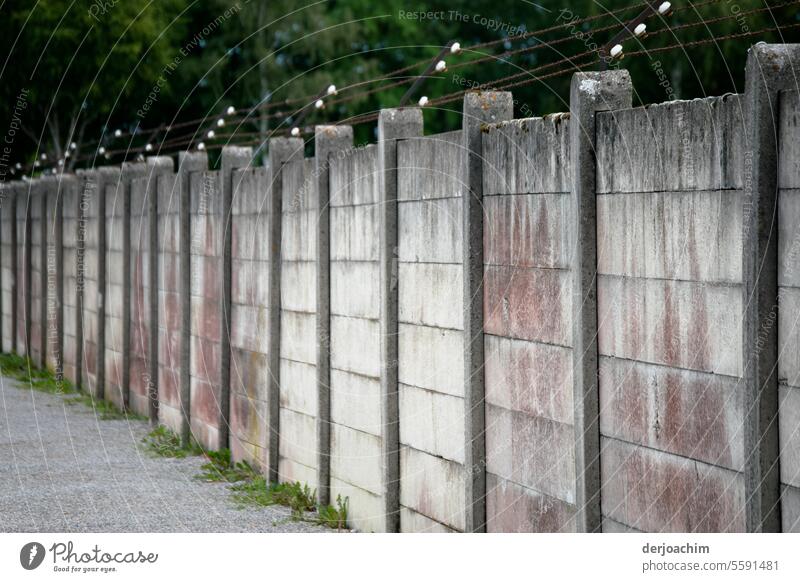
[0,0,797,171]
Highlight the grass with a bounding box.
[64,393,148,421]
[1,351,150,422]
[196,448,259,482]
[229,476,349,530]
[141,428,350,529]
[140,425,204,458]
[0,352,74,394]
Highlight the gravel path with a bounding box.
[0,375,330,533]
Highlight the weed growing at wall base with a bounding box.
[0,352,147,420]
[139,425,350,530]
[229,478,349,530]
[141,425,204,458]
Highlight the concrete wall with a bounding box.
[61,177,81,386]
[0,183,16,353]
[481,115,576,532]
[229,166,271,468]
[779,89,800,532]
[130,175,151,416]
[328,144,384,532]
[28,182,45,367]
[188,170,223,449]
[156,171,184,433]
[594,96,745,533]
[278,158,319,489]
[104,172,126,408]
[44,178,63,376]
[3,47,800,533]
[396,131,466,532]
[79,171,102,397]
[15,182,29,357]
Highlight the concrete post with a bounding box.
[743,43,800,533]
[265,137,304,482]
[1,182,16,354]
[95,167,118,400]
[177,151,208,446]
[0,184,4,354]
[145,156,174,425]
[314,125,353,507]
[80,169,108,399]
[8,183,18,354]
[49,177,65,382]
[569,69,632,533]
[218,146,253,451]
[378,108,423,531]
[462,92,514,533]
[37,179,49,367]
[20,181,31,358]
[71,174,85,392]
[120,162,147,409]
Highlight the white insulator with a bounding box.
[114,129,122,138]
[634,23,647,37]
[658,1,672,16]
[450,41,461,54]
[207,130,215,139]
[610,44,624,59]
[315,99,325,109]
[70,142,77,150]
[98,147,106,155]
[290,127,301,137]
[327,84,337,96]
[197,142,206,151]
[418,96,429,107]
[226,105,236,115]
[145,143,153,152]
[217,118,225,127]
[435,60,447,73]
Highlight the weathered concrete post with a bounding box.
[177,151,208,446]
[6,182,18,353]
[120,163,147,409]
[315,125,353,506]
[46,176,64,380]
[145,156,174,424]
[18,180,31,357]
[743,43,800,533]
[462,91,514,532]
[569,69,632,533]
[378,108,423,531]
[89,168,114,399]
[0,181,17,353]
[64,175,83,390]
[35,179,49,367]
[218,146,253,450]
[266,137,304,482]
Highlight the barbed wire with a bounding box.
[59,0,751,163]
[65,0,672,154]
[17,0,796,173]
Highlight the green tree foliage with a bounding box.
[0,0,797,169]
[0,0,184,167]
